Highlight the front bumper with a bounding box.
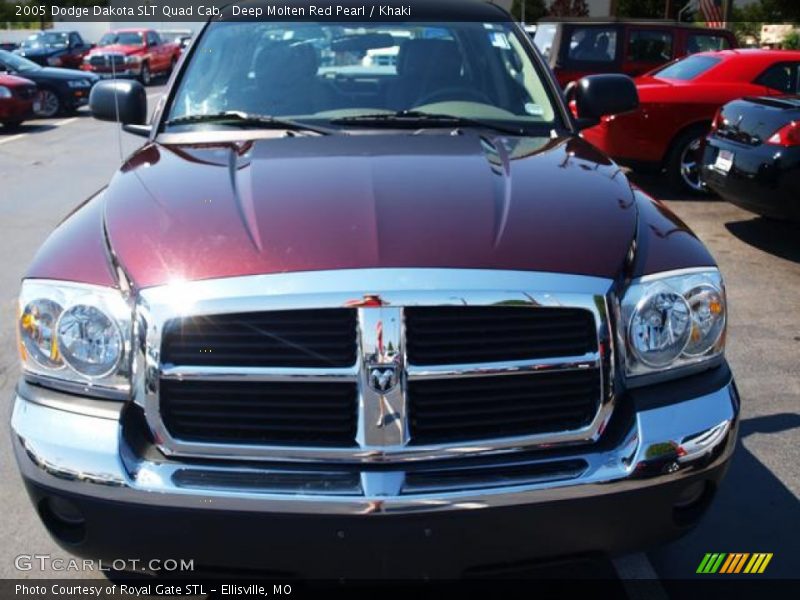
[12,366,739,577]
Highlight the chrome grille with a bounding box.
[90,54,125,67]
[138,269,613,463]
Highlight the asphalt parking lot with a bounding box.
[0,86,798,589]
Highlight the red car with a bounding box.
[581,49,800,193]
[81,29,180,85]
[0,73,37,129]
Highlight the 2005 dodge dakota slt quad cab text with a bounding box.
[11,0,738,579]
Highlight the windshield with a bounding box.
[653,55,722,81]
[22,32,69,49]
[168,21,558,132]
[99,32,144,46]
[0,49,40,73]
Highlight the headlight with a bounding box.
[619,268,726,380]
[125,55,141,64]
[18,280,132,399]
[66,79,90,88]
[0,86,12,99]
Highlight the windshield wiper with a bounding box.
[330,110,527,136]
[164,111,333,135]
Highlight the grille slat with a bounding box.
[161,308,357,368]
[160,380,358,447]
[409,369,600,444]
[405,306,597,366]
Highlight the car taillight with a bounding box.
[767,121,800,147]
[710,108,724,133]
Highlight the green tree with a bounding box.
[511,0,548,23]
[616,0,681,19]
[784,31,800,49]
[548,0,590,17]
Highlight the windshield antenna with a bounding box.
[111,55,123,162]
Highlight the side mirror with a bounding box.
[571,74,639,130]
[90,80,147,125]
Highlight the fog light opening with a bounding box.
[38,497,86,545]
[673,480,715,527]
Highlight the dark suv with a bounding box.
[534,19,738,87]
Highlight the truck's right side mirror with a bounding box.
[571,74,639,131]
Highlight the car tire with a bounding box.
[666,125,712,197]
[35,88,62,118]
[139,62,151,86]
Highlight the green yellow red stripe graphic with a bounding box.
[697,553,773,574]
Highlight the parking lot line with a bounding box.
[53,117,80,127]
[613,554,669,600]
[0,133,26,146]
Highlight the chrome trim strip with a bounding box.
[133,269,615,463]
[160,365,360,383]
[11,377,739,514]
[406,353,599,380]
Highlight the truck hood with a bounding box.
[90,44,143,56]
[103,133,638,289]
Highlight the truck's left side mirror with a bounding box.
[571,74,639,131]
[90,80,150,136]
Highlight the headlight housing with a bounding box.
[17,280,132,399]
[66,79,91,88]
[619,268,726,381]
[0,85,12,99]
[124,55,142,64]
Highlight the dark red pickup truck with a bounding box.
[534,19,738,87]
[12,0,737,580]
[81,28,181,85]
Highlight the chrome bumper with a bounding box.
[11,373,739,516]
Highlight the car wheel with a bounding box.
[139,62,151,86]
[35,89,61,118]
[666,126,711,196]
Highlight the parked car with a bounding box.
[12,2,737,579]
[0,73,37,128]
[81,29,181,85]
[702,94,800,221]
[0,50,98,117]
[581,49,800,194]
[534,19,738,87]
[13,30,93,69]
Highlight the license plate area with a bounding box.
[714,149,734,173]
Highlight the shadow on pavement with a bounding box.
[2,123,57,135]
[725,218,800,264]
[628,172,723,203]
[649,413,800,581]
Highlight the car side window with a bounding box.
[147,32,160,47]
[686,34,731,55]
[567,27,617,63]
[756,63,800,94]
[627,29,673,62]
[69,33,81,47]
